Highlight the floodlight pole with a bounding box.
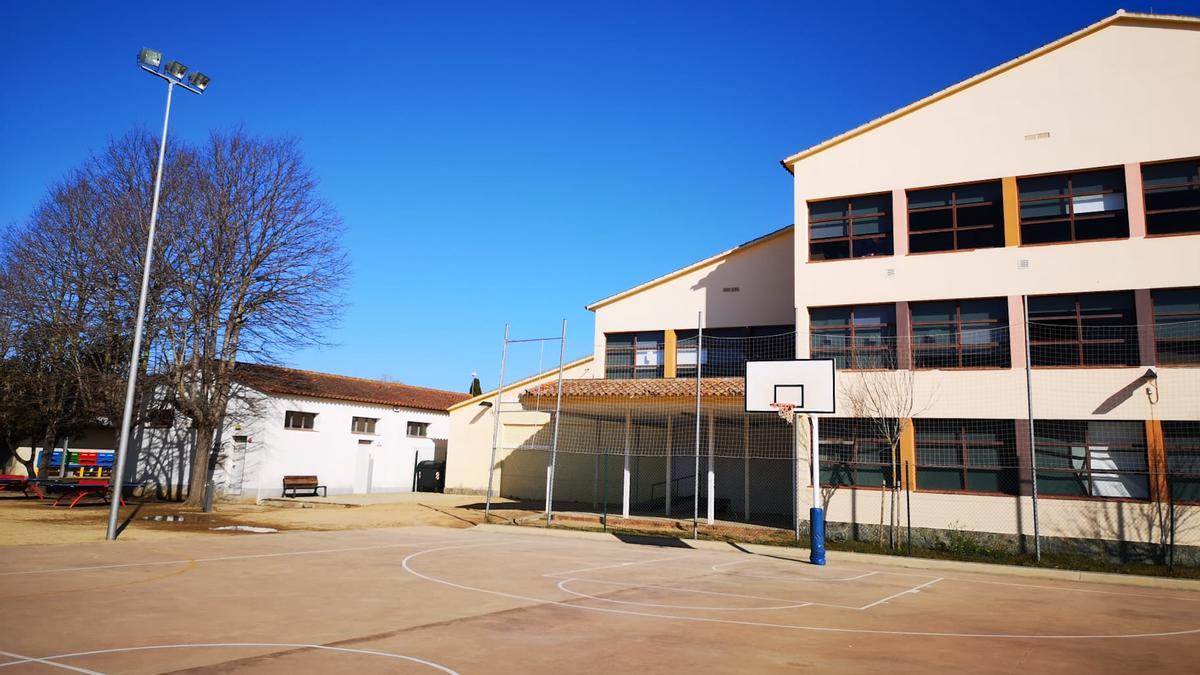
[106,79,176,541]
[106,55,207,541]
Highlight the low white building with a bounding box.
[129,363,468,500]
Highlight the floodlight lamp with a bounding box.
[163,60,188,79]
[188,71,210,92]
[138,48,162,68]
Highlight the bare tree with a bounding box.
[158,130,348,508]
[845,353,933,550]
[0,131,190,476]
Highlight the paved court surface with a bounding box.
[2,526,1199,674]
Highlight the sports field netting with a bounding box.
[489,320,1200,567]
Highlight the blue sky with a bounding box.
[3,1,1196,392]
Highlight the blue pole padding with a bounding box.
[809,507,826,565]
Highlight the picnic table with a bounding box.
[27,478,125,509]
[0,474,31,496]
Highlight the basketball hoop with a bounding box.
[769,402,795,424]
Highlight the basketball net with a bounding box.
[769,402,795,424]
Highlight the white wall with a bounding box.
[217,390,449,499]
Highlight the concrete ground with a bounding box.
[2,525,1198,674]
[0,493,535,546]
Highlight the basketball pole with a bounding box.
[808,414,826,565]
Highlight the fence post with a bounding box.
[1022,295,1042,562]
[1168,469,1176,571]
[906,460,912,555]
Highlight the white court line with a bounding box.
[564,576,816,605]
[0,649,104,674]
[400,542,1200,639]
[712,558,879,582]
[857,577,944,610]
[542,554,691,578]
[0,643,458,674]
[557,578,813,611]
[0,539,457,577]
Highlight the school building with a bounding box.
[446,11,1200,560]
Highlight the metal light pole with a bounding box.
[106,49,210,541]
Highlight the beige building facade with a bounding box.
[447,12,1200,561]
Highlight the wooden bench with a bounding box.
[281,475,327,498]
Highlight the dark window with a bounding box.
[820,418,896,488]
[145,408,174,429]
[1152,287,1200,366]
[284,411,316,430]
[1165,422,1200,503]
[407,421,429,437]
[809,193,893,261]
[911,298,1010,368]
[1027,292,1139,367]
[676,326,794,378]
[810,305,896,369]
[1034,421,1148,499]
[1143,159,1200,236]
[907,181,1005,253]
[914,419,1018,494]
[605,332,664,379]
[351,416,378,434]
[1018,168,1128,244]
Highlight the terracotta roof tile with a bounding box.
[233,363,470,412]
[522,378,744,400]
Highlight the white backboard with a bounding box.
[744,359,836,414]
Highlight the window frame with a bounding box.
[1034,421,1149,501]
[910,298,1011,369]
[407,421,430,438]
[1142,157,1200,237]
[810,304,897,370]
[1151,287,1200,366]
[913,419,1019,495]
[351,416,378,435]
[819,419,896,489]
[807,193,894,262]
[1164,421,1200,505]
[605,331,665,379]
[1026,292,1139,368]
[284,410,316,431]
[906,181,1006,254]
[1017,167,1129,245]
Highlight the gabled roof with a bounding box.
[233,362,470,412]
[780,11,1200,172]
[447,355,597,412]
[585,225,793,312]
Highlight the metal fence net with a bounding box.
[490,319,1199,567]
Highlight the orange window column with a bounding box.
[1002,177,1021,247]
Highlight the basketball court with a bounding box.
[2,524,1198,673]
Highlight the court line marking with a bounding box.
[0,539,457,577]
[565,569,932,612]
[5,560,200,600]
[561,571,816,610]
[400,542,1200,640]
[0,649,104,674]
[0,643,458,674]
[712,558,880,582]
[543,554,692,577]
[858,578,944,610]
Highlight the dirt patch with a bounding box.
[0,493,540,546]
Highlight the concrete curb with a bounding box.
[470,523,1200,592]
